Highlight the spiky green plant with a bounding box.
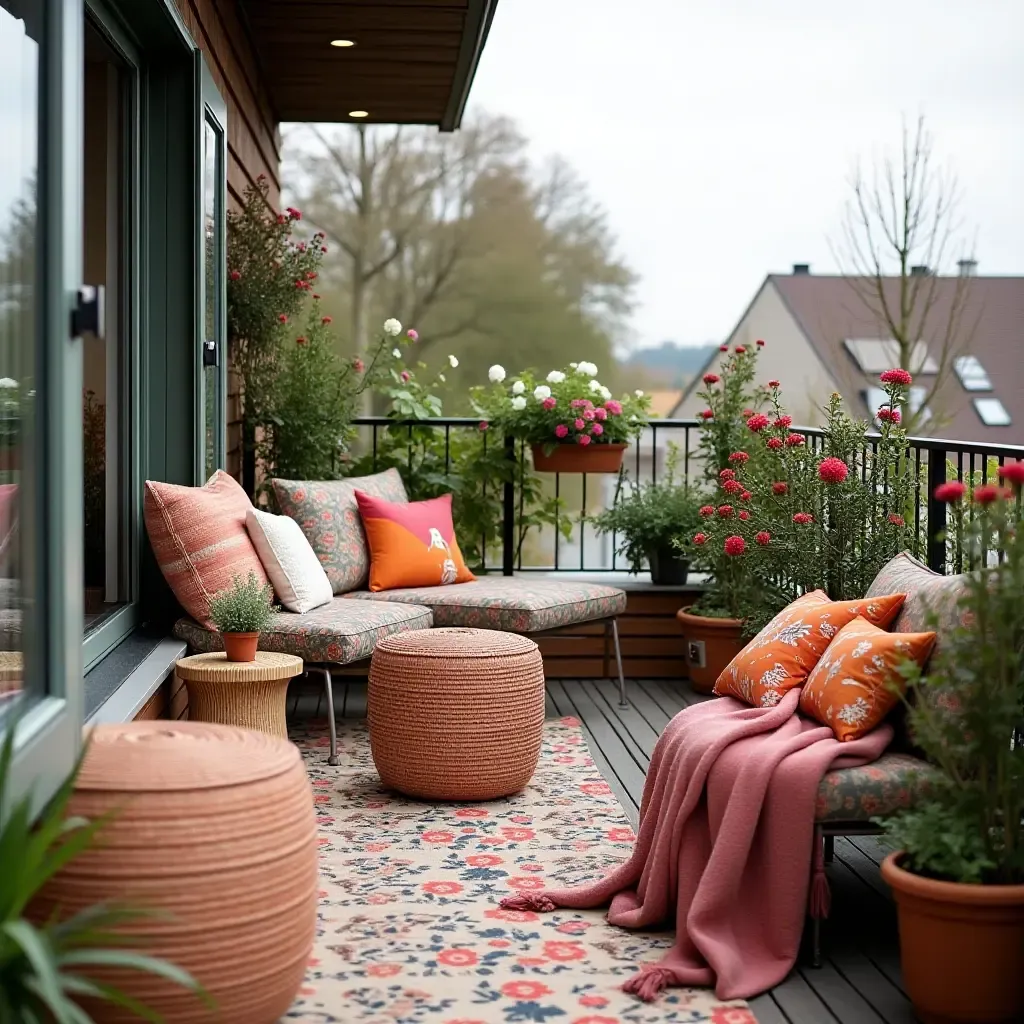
[0,723,204,1023]
[208,572,275,634]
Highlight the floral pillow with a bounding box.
[713,590,906,708]
[799,616,936,741]
[271,469,408,594]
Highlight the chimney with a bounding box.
[910,265,931,277]
[792,263,810,275]
[957,258,978,277]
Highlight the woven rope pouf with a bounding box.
[368,627,545,800]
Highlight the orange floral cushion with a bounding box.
[713,590,906,708]
[355,491,475,592]
[800,617,936,740]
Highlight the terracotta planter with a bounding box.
[223,631,259,662]
[530,442,627,474]
[880,852,1024,1024]
[30,722,318,1023]
[675,608,745,694]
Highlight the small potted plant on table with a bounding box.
[592,444,705,584]
[209,571,275,662]
[878,474,1024,1024]
[474,361,650,474]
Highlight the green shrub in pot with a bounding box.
[208,571,275,662]
[592,444,705,585]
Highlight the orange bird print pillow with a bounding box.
[354,491,475,592]
[713,590,906,708]
[800,616,936,741]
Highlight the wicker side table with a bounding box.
[368,627,545,800]
[175,651,303,738]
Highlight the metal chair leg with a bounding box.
[811,914,822,968]
[309,665,340,765]
[611,618,627,707]
[824,834,835,864]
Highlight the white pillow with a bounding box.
[245,508,333,614]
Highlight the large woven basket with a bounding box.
[368,627,545,800]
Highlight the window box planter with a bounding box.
[530,442,628,474]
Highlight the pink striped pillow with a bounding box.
[144,471,269,629]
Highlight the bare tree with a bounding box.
[833,115,979,432]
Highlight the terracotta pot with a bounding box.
[30,722,318,1023]
[530,442,627,474]
[223,631,259,662]
[881,852,1024,1024]
[675,608,745,694]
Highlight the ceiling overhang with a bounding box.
[240,0,498,131]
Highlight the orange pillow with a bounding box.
[800,616,936,740]
[713,590,906,708]
[355,491,475,592]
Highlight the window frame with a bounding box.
[5,0,84,820]
[80,0,143,672]
[196,58,227,484]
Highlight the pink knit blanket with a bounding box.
[500,689,892,1001]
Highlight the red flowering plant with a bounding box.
[471,360,649,452]
[738,370,916,629]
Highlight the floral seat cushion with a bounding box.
[345,577,627,633]
[173,597,433,665]
[814,752,943,823]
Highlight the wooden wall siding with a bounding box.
[133,672,190,721]
[172,0,281,208]
[538,591,699,680]
[242,0,468,124]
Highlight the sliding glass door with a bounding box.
[1,0,84,814]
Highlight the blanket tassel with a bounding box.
[622,966,676,1002]
[809,830,831,919]
[499,892,557,912]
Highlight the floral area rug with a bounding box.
[284,715,753,1024]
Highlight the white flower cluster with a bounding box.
[448,354,459,368]
[576,361,598,377]
[511,396,527,410]
[488,364,506,383]
[533,385,551,400]
[588,379,612,400]
[383,318,402,336]
[546,370,566,384]
[511,380,525,396]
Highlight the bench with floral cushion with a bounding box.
[807,549,966,963]
[171,469,628,765]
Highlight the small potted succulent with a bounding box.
[209,571,275,662]
[878,473,1024,1024]
[592,444,706,584]
[474,361,650,474]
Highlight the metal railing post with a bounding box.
[927,449,947,574]
[503,434,515,576]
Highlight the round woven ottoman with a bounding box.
[30,722,318,1023]
[368,627,545,800]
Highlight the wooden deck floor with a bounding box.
[290,677,917,1024]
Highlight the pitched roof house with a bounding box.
[672,267,1024,442]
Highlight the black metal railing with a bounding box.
[350,417,1024,577]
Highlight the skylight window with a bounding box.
[974,398,1011,427]
[953,355,992,392]
[844,339,939,375]
[864,386,931,425]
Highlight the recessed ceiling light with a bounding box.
[348,110,368,118]
[330,39,355,47]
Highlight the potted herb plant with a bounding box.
[878,474,1024,1024]
[592,444,705,584]
[208,571,275,662]
[474,361,650,474]
[1,722,202,1021]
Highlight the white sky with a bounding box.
[468,0,1024,349]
